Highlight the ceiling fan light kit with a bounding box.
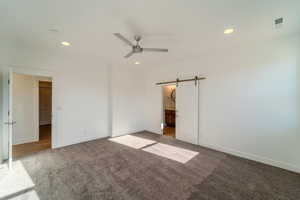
[114,33,168,58]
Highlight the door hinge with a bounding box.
[8,79,10,84]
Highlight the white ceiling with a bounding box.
[0,0,299,67]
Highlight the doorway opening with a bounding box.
[162,85,176,138]
[12,73,52,158]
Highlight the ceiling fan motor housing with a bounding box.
[133,45,143,53]
[134,35,142,42]
[113,33,168,58]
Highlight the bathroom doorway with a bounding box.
[162,85,176,137]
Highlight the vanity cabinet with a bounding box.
[165,109,176,127]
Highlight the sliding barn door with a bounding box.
[176,81,199,145]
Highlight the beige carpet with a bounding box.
[11,131,300,200]
[142,143,198,163]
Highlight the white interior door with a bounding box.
[1,68,14,169]
[176,81,199,145]
[8,69,13,169]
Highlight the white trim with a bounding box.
[9,66,54,77]
[34,78,39,142]
[8,68,13,170]
[198,142,300,174]
[194,81,199,145]
[12,137,39,145]
[148,129,300,174]
[111,129,146,138]
[160,86,164,135]
[1,67,10,161]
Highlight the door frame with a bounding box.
[160,83,177,136]
[160,80,200,144]
[1,67,15,169]
[8,68,13,169]
[5,66,56,163]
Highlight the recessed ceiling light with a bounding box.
[135,61,140,65]
[61,41,71,46]
[224,28,234,34]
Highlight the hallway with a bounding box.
[13,125,51,158]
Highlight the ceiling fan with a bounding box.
[114,33,168,58]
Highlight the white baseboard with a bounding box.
[111,129,146,138]
[146,130,300,174]
[13,137,39,145]
[55,135,108,149]
[198,142,300,174]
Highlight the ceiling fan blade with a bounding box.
[114,33,134,46]
[143,48,168,52]
[124,51,134,58]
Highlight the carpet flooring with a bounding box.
[13,131,300,200]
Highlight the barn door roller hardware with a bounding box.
[156,76,206,86]
[194,76,198,86]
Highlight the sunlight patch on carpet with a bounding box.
[143,143,199,163]
[109,135,156,149]
[0,161,35,199]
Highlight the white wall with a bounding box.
[51,61,110,147]
[111,65,147,137]
[144,35,300,173]
[12,73,39,145]
[1,58,147,150]
[48,59,146,147]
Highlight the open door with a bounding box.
[175,81,199,145]
[1,68,14,169]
